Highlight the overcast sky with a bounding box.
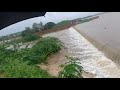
[0,12,102,36]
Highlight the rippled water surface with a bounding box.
[43,27,120,78]
[74,12,120,67]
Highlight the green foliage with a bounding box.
[0,45,15,64]
[23,34,40,42]
[58,56,83,78]
[56,20,70,26]
[21,22,44,37]
[32,23,40,32]
[21,27,32,37]
[32,22,44,32]
[0,45,7,64]
[0,36,63,78]
[48,20,70,30]
[44,22,56,30]
[0,36,9,41]
[0,58,51,78]
[12,38,23,44]
[23,37,63,64]
[38,22,44,31]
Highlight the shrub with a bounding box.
[44,22,56,30]
[23,34,40,42]
[0,58,51,78]
[0,45,15,64]
[32,23,40,32]
[58,56,83,78]
[21,27,32,37]
[0,37,63,78]
[23,37,63,64]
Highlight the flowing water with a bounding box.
[43,27,120,78]
[74,12,120,67]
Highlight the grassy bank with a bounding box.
[0,36,63,78]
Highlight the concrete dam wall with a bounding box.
[74,12,120,67]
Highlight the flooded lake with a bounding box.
[43,27,120,78]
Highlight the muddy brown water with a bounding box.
[74,12,120,68]
[42,27,120,78]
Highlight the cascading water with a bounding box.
[74,12,120,68]
[43,27,120,78]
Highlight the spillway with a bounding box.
[74,12,120,68]
[43,27,120,78]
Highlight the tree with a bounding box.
[32,23,39,32]
[32,22,44,32]
[25,27,31,31]
[44,22,56,30]
[38,22,44,31]
[21,27,32,37]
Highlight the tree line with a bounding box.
[21,22,56,37]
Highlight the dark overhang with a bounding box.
[0,12,46,30]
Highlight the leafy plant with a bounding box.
[23,37,63,64]
[32,22,44,32]
[21,27,32,37]
[44,22,56,30]
[58,56,83,78]
[0,45,15,64]
[0,36,63,78]
[32,23,40,32]
[23,34,40,42]
[0,58,51,78]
